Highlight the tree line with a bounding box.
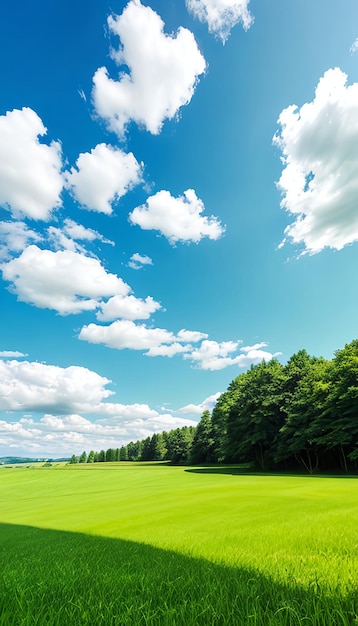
[71,338,358,473]
[70,426,196,466]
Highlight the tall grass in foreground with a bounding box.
[0,463,357,624]
[0,523,356,626]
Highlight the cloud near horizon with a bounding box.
[0,359,113,413]
[92,0,206,136]
[274,67,358,254]
[175,392,222,415]
[0,357,202,457]
[0,411,198,458]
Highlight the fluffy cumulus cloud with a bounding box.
[0,108,63,220]
[79,320,276,371]
[96,294,162,322]
[186,0,253,43]
[79,320,208,356]
[47,218,114,253]
[184,339,242,370]
[184,340,277,370]
[274,68,358,254]
[79,320,177,350]
[176,329,208,342]
[128,252,153,270]
[175,392,222,415]
[92,0,206,136]
[0,357,199,456]
[65,144,142,214]
[0,411,198,457]
[238,343,280,368]
[129,189,225,244]
[0,220,42,260]
[0,359,113,413]
[1,245,130,315]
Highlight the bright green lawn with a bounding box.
[0,463,357,624]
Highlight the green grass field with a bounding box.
[0,462,357,625]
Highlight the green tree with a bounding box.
[70,454,78,464]
[119,446,128,461]
[127,440,143,461]
[150,433,167,460]
[165,426,195,464]
[79,451,87,464]
[226,359,285,469]
[87,450,95,463]
[140,437,152,461]
[211,378,243,462]
[313,340,358,471]
[190,410,215,464]
[105,448,116,462]
[276,356,330,472]
[98,449,105,462]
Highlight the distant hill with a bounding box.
[0,456,69,465]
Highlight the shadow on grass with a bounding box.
[185,466,358,479]
[0,523,356,626]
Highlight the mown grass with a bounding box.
[0,463,357,625]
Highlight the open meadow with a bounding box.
[0,462,357,625]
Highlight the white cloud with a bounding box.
[79,320,209,355]
[0,410,198,457]
[176,329,208,342]
[236,345,280,368]
[184,339,242,370]
[0,348,279,457]
[79,320,176,350]
[79,319,276,371]
[65,144,142,214]
[274,68,358,254]
[92,0,206,136]
[0,351,27,358]
[184,340,277,370]
[1,245,130,315]
[145,343,192,358]
[129,189,225,244]
[350,38,358,54]
[0,108,63,220]
[94,403,159,419]
[0,220,42,260]
[240,342,268,353]
[176,392,222,415]
[0,357,201,456]
[128,252,153,270]
[186,0,253,43]
[0,359,113,413]
[47,218,114,253]
[96,294,161,321]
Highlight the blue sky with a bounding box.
[1,0,358,457]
